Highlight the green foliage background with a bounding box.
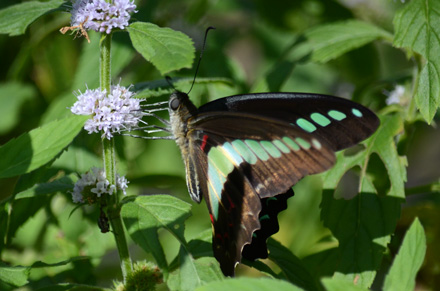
[0,0,439,290]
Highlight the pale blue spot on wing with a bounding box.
[231,140,258,164]
[245,139,269,161]
[295,137,311,149]
[328,110,346,121]
[273,139,290,153]
[352,108,363,117]
[296,118,317,132]
[282,137,300,151]
[310,112,331,127]
[222,142,244,166]
[260,141,282,158]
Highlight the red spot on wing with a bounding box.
[209,213,215,224]
[200,134,209,151]
[226,195,236,210]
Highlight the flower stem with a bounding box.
[100,32,133,282]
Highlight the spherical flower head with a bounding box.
[71,0,137,34]
[71,84,144,139]
[71,167,129,204]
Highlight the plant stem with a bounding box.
[100,32,133,282]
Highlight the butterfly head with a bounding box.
[168,91,198,149]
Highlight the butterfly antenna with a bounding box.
[187,26,216,95]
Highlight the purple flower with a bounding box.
[71,84,144,139]
[71,167,129,204]
[70,0,137,34]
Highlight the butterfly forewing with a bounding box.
[198,93,380,151]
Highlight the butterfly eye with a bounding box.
[170,98,180,111]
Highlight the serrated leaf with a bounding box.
[0,82,36,134]
[0,263,29,287]
[168,250,223,291]
[196,277,303,291]
[0,0,65,36]
[323,114,407,198]
[383,218,426,291]
[121,195,192,275]
[320,114,406,287]
[128,22,195,75]
[305,20,393,63]
[415,61,440,123]
[393,0,440,122]
[321,185,402,287]
[267,239,320,290]
[0,115,88,178]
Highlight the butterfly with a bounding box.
[148,90,379,276]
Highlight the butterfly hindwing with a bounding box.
[186,113,336,275]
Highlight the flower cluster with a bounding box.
[71,84,144,139]
[72,167,129,204]
[385,85,406,106]
[71,0,137,34]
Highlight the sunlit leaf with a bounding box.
[121,195,192,275]
[168,252,223,291]
[0,115,88,178]
[394,0,440,123]
[322,277,369,291]
[0,263,29,287]
[383,218,426,291]
[128,22,195,75]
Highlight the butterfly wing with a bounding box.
[197,92,380,151]
[186,112,336,275]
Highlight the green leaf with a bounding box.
[321,183,401,287]
[13,174,77,200]
[0,0,65,36]
[0,115,88,178]
[321,277,369,291]
[320,114,406,287]
[304,20,393,63]
[323,114,407,198]
[196,278,303,291]
[121,195,192,275]
[0,82,36,134]
[267,239,320,290]
[393,0,440,123]
[128,22,195,75]
[383,218,426,291]
[0,262,29,287]
[168,252,223,291]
